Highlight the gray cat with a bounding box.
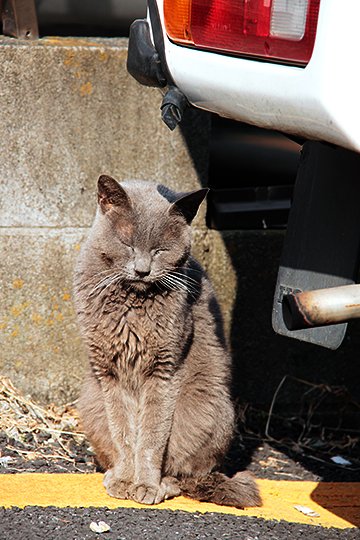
[73,175,261,508]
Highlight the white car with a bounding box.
[128,0,360,350]
[129,0,360,150]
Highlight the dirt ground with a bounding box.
[0,375,359,482]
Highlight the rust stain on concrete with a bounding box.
[10,326,19,338]
[80,82,93,96]
[44,37,102,48]
[31,313,43,324]
[10,302,30,318]
[63,49,78,67]
[98,50,109,62]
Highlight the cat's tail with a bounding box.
[178,471,262,509]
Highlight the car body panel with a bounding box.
[153,0,360,152]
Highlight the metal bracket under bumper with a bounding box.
[127,18,166,88]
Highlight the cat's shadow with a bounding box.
[179,109,264,475]
[222,435,259,477]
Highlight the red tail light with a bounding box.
[164,0,321,66]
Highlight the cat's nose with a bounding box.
[135,268,150,278]
[134,253,151,278]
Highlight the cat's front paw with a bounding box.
[130,477,181,505]
[103,468,115,490]
[106,479,133,500]
[161,476,181,499]
[130,483,163,505]
[103,470,133,500]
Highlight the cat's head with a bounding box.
[87,175,208,292]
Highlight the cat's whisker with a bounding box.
[170,271,200,286]
[163,274,198,300]
[159,276,179,293]
[167,273,199,293]
[101,273,124,294]
[88,277,114,297]
[169,273,200,289]
[84,268,116,284]
[166,275,189,288]
[173,280,198,301]
[159,271,184,284]
[159,276,175,289]
[88,272,123,297]
[164,275,188,291]
[77,269,116,290]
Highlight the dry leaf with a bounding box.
[0,375,89,467]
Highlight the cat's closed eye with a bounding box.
[118,238,134,251]
[152,248,168,256]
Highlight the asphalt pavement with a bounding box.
[1,506,358,540]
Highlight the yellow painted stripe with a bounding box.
[0,474,359,530]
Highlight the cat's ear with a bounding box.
[169,188,209,224]
[97,175,131,213]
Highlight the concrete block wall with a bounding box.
[0,36,234,403]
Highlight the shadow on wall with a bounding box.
[179,108,360,488]
[36,0,147,37]
[180,108,360,410]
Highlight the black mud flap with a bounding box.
[272,141,360,349]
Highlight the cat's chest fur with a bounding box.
[90,287,189,376]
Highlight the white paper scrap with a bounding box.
[89,521,111,533]
[294,505,320,517]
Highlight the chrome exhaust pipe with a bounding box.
[282,284,360,330]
